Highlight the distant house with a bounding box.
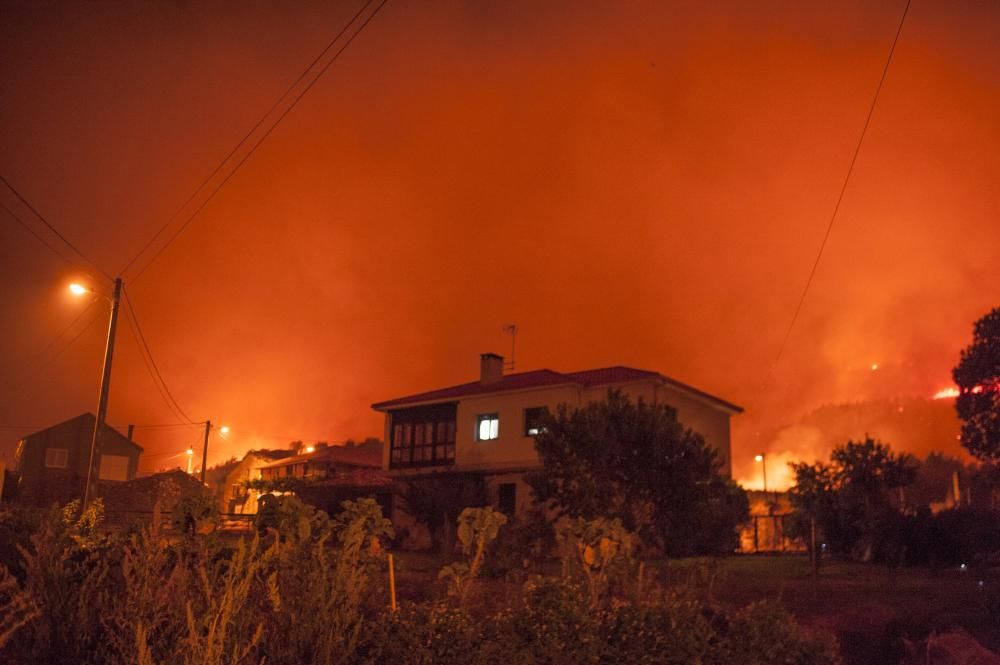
[221,449,296,514]
[14,413,143,507]
[252,443,391,517]
[372,354,742,531]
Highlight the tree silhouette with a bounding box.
[527,389,747,556]
[789,436,916,559]
[953,307,1000,462]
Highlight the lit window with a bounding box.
[44,448,69,469]
[476,414,499,441]
[524,407,548,436]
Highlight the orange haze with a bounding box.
[1,2,997,479]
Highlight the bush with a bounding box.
[721,601,841,665]
[0,507,42,582]
[359,603,480,665]
[0,503,844,665]
[485,507,556,579]
[170,491,218,536]
[598,600,719,665]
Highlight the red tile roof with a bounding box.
[371,365,742,413]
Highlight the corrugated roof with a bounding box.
[372,365,742,413]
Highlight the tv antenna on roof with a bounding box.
[502,324,518,372]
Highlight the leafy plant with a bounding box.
[61,498,107,548]
[171,491,219,536]
[556,516,635,607]
[438,507,507,604]
[254,494,330,543]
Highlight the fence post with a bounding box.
[388,553,397,612]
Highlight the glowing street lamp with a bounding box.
[219,426,230,435]
[755,453,767,492]
[68,283,89,296]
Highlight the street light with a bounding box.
[755,453,767,492]
[219,426,230,436]
[72,277,123,513]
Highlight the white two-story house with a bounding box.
[372,354,742,527]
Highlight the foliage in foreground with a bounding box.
[361,579,841,665]
[0,503,840,665]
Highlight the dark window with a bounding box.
[498,483,516,515]
[476,413,499,441]
[389,403,458,469]
[44,448,69,469]
[524,407,548,436]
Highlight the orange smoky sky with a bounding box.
[0,1,997,482]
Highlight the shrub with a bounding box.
[598,600,719,665]
[490,577,601,665]
[485,507,556,580]
[254,493,330,542]
[170,491,218,536]
[0,506,42,582]
[359,603,480,665]
[721,601,842,665]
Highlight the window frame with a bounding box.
[523,406,548,437]
[44,448,69,469]
[389,403,457,469]
[475,413,500,441]
[98,453,130,481]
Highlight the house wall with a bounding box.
[380,377,737,529]
[454,384,580,472]
[385,379,733,478]
[16,415,141,507]
[222,454,268,513]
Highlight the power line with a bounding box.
[4,300,97,383]
[1,304,109,411]
[117,0,379,279]
[0,174,112,281]
[121,286,199,425]
[766,0,911,376]
[123,0,389,283]
[1,200,77,267]
[126,422,205,430]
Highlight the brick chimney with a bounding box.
[480,353,504,385]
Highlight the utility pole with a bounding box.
[200,420,211,483]
[82,277,123,513]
